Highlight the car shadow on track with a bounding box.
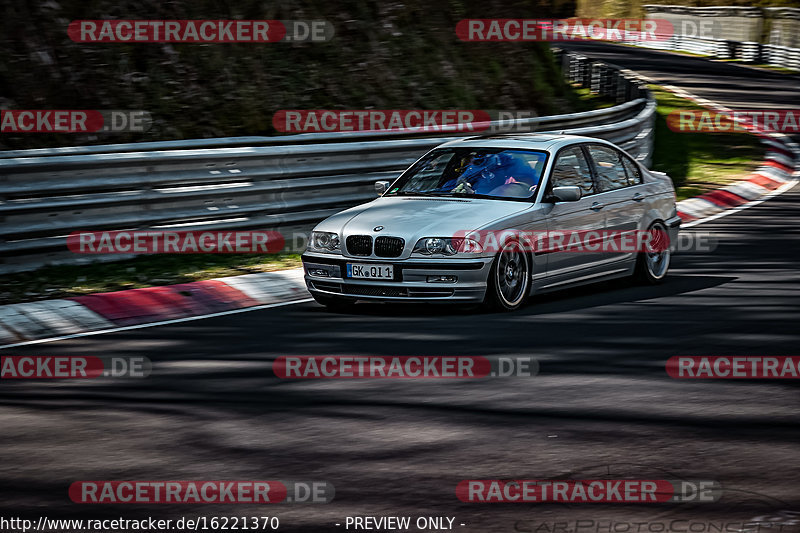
[308,274,735,318]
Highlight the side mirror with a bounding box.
[375,180,391,196]
[548,186,582,203]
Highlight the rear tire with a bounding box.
[634,220,671,284]
[484,241,531,312]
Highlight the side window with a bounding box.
[587,144,628,193]
[622,155,642,186]
[551,146,594,196]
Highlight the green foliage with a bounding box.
[649,85,762,198]
[0,252,303,305]
[0,0,583,149]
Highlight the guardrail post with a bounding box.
[617,74,631,104]
[790,47,800,69]
[590,62,602,94]
[573,55,589,86]
[716,40,732,59]
[551,47,564,68]
[763,44,775,66]
[601,65,613,97]
[624,76,637,103]
[567,55,578,84]
[741,41,762,63]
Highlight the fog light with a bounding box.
[427,275,457,283]
[309,268,330,277]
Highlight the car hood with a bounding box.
[316,196,532,251]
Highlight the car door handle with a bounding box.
[590,202,605,211]
[632,193,644,202]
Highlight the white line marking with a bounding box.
[0,298,315,350]
[683,178,798,228]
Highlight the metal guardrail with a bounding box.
[762,44,800,70]
[636,34,734,58]
[634,33,800,69]
[0,50,656,274]
[635,3,800,70]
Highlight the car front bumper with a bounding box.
[301,252,494,304]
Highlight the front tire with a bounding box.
[484,241,531,311]
[634,220,671,284]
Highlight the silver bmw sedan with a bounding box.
[301,134,681,311]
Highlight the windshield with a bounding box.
[386,148,548,200]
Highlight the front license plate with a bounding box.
[347,263,394,280]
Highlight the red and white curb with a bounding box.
[0,269,310,349]
[639,82,800,228]
[676,135,798,227]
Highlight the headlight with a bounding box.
[412,237,483,255]
[309,231,341,252]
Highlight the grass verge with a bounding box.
[748,64,799,75]
[649,85,763,201]
[0,253,301,306]
[571,85,618,110]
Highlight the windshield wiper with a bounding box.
[449,191,495,199]
[393,191,449,197]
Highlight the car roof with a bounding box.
[438,133,614,152]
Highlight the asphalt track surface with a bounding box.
[1,44,799,532]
